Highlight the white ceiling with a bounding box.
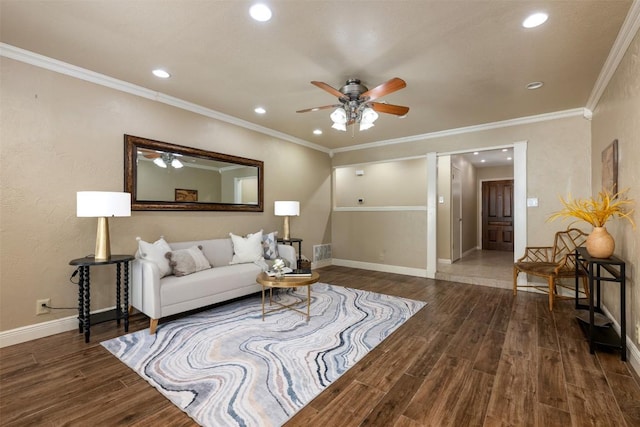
[0,1,634,152]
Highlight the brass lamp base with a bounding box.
[283,216,291,240]
[94,217,111,260]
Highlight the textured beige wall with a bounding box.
[591,30,640,346]
[332,211,427,268]
[334,158,427,207]
[0,58,332,331]
[477,165,514,181]
[437,156,451,259]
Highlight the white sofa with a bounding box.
[131,237,297,334]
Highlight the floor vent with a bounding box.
[313,244,332,262]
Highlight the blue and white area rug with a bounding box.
[102,283,425,427]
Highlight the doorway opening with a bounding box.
[433,146,519,289]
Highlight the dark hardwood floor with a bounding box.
[1,266,639,426]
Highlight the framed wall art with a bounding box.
[175,188,198,202]
[601,139,618,194]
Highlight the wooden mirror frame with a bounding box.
[124,134,264,211]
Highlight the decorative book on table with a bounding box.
[285,268,312,277]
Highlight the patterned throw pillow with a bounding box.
[262,231,279,260]
[165,245,211,277]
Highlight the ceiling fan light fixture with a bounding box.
[171,158,183,168]
[330,107,347,124]
[153,157,167,168]
[332,122,347,131]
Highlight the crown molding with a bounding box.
[330,108,585,155]
[0,43,330,154]
[586,0,640,111]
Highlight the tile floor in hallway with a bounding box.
[436,249,514,289]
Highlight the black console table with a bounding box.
[575,247,626,361]
[69,255,134,343]
[277,237,302,268]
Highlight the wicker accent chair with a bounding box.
[513,228,589,311]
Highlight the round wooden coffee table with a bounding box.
[256,271,320,320]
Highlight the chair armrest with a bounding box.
[277,244,297,268]
[131,258,163,319]
[516,246,554,263]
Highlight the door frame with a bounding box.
[426,141,527,279]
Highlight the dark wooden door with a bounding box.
[482,180,514,251]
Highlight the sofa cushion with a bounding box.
[170,238,234,268]
[160,263,262,304]
[166,245,211,277]
[230,230,264,264]
[262,231,279,260]
[137,237,172,277]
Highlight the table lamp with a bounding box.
[77,191,131,260]
[274,201,299,240]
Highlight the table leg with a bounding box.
[116,262,122,326]
[84,267,91,343]
[306,285,310,321]
[124,261,130,332]
[261,285,266,321]
[77,267,85,333]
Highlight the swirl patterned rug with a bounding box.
[102,283,426,427]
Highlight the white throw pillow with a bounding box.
[229,230,264,264]
[137,236,173,277]
[166,245,211,277]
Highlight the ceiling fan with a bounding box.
[138,148,184,169]
[296,77,409,131]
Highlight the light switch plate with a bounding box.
[527,197,539,207]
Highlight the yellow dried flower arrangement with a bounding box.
[548,189,635,228]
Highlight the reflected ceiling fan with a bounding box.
[296,77,409,131]
[138,148,184,169]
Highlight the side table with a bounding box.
[69,255,134,343]
[574,247,626,361]
[277,237,302,268]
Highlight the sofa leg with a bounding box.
[150,319,158,335]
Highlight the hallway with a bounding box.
[436,249,513,289]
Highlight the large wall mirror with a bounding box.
[124,135,263,211]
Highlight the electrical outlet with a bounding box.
[36,298,50,315]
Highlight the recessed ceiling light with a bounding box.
[473,152,479,155]
[502,148,508,152]
[250,4,272,22]
[152,69,170,79]
[254,107,266,114]
[526,81,544,90]
[507,157,513,161]
[523,12,548,28]
[313,129,323,135]
[481,159,486,163]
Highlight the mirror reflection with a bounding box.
[125,135,263,211]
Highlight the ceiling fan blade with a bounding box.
[139,148,161,158]
[369,102,410,116]
[360,77,406,102]
[296,104,342,113]
[311,81,345,99]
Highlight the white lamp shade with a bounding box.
[274,201,300,216]
[77,191,131,217]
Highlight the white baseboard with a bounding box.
[601,304,640,377]
[0,306,115,348]
[312,259,332,269]
[331,258,427,278]
[438,258,452,265]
